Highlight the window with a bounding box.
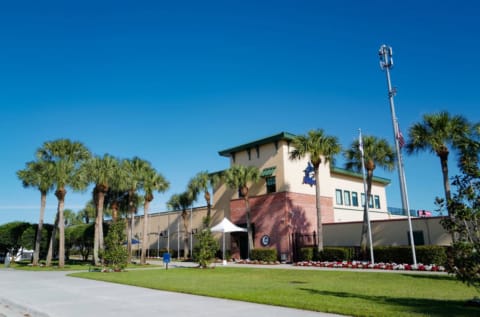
[256,145,260,158]
[344,191,351,206]
[408,231,425,245]
[352,192,358,206]
[374,195,381,209]
[335,189,343,205]
[247,149,251,160]
[369,195,373,208]
[266,176,276,193]
[361,193,365,207]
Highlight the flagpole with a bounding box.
[379,44,417,266]
[359,129,375,264]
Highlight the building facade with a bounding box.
[133,132,445,262]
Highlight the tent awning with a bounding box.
[211,218,247,233]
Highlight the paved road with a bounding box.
[0,267,344,317]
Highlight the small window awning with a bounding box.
[260,166,276,177]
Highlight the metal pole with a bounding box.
[167,213,170,252]
[190,206,193,259]
[379,44,417,266]
[359,129,375,264]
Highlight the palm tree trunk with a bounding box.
[245,197,254,257]
[182,210,189,259]
[440,155,456,242]
[33,191,47,266]
[359,173,373,259]
[93,189,106,265]
[314,167,323,252]
[57,198,65,268]
[46,212,59,266]
[140,201,150,265]
[205,191,211,227]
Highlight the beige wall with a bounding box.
[324,217,451,246]
[217,139,394,224]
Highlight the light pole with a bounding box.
[379,44,417,266]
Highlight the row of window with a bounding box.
[335,189,381,209]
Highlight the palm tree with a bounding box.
[122,157,146,262]
[81,154,122,265]
[138,162,169,265]
[224,164,260,258]
[405,112,471,218]
[344,135,395,257]
[16,160,55,266]
[36,139,91,267]
[289,129,341,252]
[167,192,194,259]
[188,171,219,227]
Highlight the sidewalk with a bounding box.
[0,267,343,317]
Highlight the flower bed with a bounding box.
[294,260,446,272]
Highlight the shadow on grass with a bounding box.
[300,288,478,317]
[399,273,457,282]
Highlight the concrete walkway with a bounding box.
[0,266,344,317]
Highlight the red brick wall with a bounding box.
[229,191,333,260]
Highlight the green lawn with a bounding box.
[70,267,479,317]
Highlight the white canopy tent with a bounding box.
[210,217,247,265]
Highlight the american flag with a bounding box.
[397,130,405,148]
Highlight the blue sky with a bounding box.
[1,1,479,225]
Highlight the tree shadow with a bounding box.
[399,273,458,282]
[299,288,478,317]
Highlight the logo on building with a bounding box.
[303,162,316,186]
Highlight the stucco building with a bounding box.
[130,132,452,262]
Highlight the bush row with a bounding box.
[298,245,448,265]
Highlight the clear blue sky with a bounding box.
[1,1,479,225]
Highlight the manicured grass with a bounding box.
[70,267,479,316]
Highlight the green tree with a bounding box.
[138,160,169,265]
[122,158,145,262]
[193,227,219,268]
[16,160,55,265]
[102,219,128,271]
[188,171,219,227]
[36,139,91,267]
[406,112,471,242]
[289,129,341,252]
[81,154,122,265]
[344,135,395,257]
[167,192,194,259]
[224,164,260,258]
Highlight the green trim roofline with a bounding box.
[331,167,391,185]
[218,131,296,157]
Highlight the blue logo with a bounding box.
[303,162,316,186]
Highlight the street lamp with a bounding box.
[378,44,417,266]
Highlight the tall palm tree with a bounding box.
[289,129,341,252]
[167,192,194,259]
[344,135,395,257]
[36,139,91,267]
[81,154,122,265]
[122,157,146,262]
[138,162,169,265]
[188,171,219,227]
[405,111,471,219]
[224,164,260,258]
[16,160,55,266]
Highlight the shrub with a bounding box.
[299,247,314,261]
[251,248,277,262]
[319,247,353,261]
[102,220,128,271]
[193,229,218,268]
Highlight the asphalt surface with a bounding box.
[0,263,345,317]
